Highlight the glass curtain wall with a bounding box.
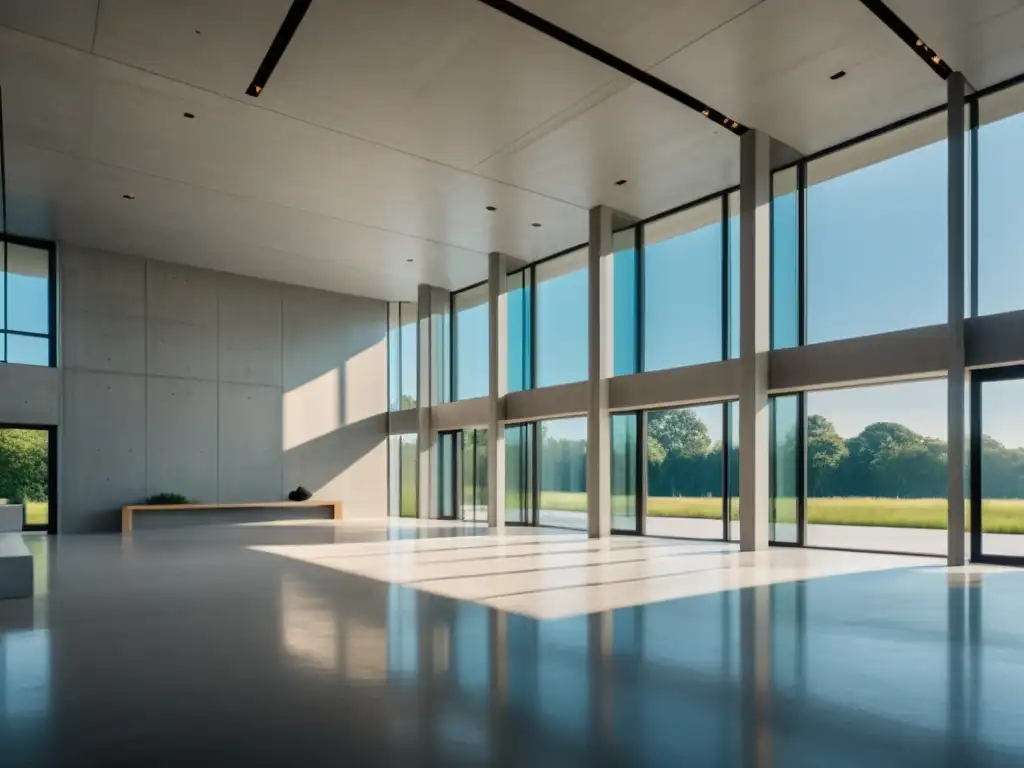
[613,229,639,376]
[535,248,587,388]
[452,284,488,401]
[973,371,1024,559]
[1,241,53,367]
[537,417,587,529]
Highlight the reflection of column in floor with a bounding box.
[588,611,614,760]
[741,584,772,768]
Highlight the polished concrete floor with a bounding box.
[3,521,1024,766]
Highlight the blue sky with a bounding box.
[3,243,50,366]
[399,108,1024,446]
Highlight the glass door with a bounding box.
[460,428,488,523]
[437,431,459,520]
[971,366,1024,563]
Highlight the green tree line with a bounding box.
[0,429,49,504]
[533,410,1024,500]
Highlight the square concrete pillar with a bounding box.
[587,206,615,538]
[947,72,973,566]
[416,283,450,519]
[487,252,508,528]
[739,130,772,552]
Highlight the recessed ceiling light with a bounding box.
[830,70,847,81]
[194,28,202,35]
[406,258,414,263]
[615,179,627,186]
[122,194,136,200]
[486,205,497,211]
[531,222,542,228]
[183,112,195,119]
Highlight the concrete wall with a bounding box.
[59,246,388,533]
[0,364,60,425]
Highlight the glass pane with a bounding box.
[644,200,723,371]
[433,298,451,405]
[399,303,418,409]
[399,433,418,517]
[728,191,740,360]
[6,244,50,335]
[728,401,740,541]
[453,284,489,401]
[507,270,533,393]
[536,249,587,387]
[0,428,50,529]
[646,404,724,539]
[772,168,799,350]
[771,395,800,544]
[7,334,49,367]
[387,303,401,412]
[805,380,947,556]
[806,113,947,343]
[613,229,638,376]
[978,84,1024,316]
[461,428,488,522]
[979,379,1024,558]
[611,413,637,533]
[505,423,534,524]
[438,433,455,520]
[537,417,587,529]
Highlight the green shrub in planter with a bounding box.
[146,492,191,505]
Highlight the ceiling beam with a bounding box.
[474,0,748,136]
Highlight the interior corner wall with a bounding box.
[58,245,388,533]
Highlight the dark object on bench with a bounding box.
[288,486,312,502]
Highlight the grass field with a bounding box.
[536,492,1024,535]
[0,501,49,527]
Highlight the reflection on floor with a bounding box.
[1,520,1022,766]
[256,526,931,620]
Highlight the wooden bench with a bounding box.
[121,500,342,533]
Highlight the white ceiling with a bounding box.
[1,0,1023,299]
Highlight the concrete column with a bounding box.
[416,284,451,520]
[739,130,772,552]
[417,284,433,519]
[487,252,508,528]
[948,72,971,566]
[587,206,615,539]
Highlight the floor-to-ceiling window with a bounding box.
[0,427,53,532]
[398,434,418,518]
[803,380,948,556]
[611,413,638,533]
[645,404,728,540]
[537,417,587,530]
[460,428,488,522]
[972,368,1024,560]
[506,423,535,525]
[1,240,54,367]
[535,249,587,388]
